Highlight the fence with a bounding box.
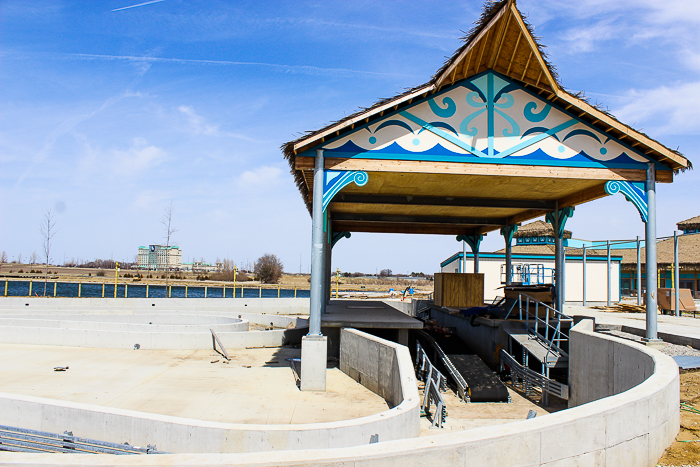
[1,280,310,299]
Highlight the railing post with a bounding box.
[259,286,262,298]
[125,283,128,298]
[204,286,207,298]
[28,280,32,297]
[78,282,81,298]
[5,279,8,297]
[607,240,611,306]
[146,284,149,298]
[636,236,642,306]
[54,281,57,297]
[674,230,680,317]
[582,245,587,307]
[102,282,105,298]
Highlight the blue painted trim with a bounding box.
[500,224,518,244]
[298,70,669,170]
[440,252,623,268]
[399,110,481,156]
[456,233,484,253]
[331,231,351,248]
[298,151,652,170]
[604,180,648,223]
[497,119,577,158]
[487,72,494,158]
[546,207,575,239]
[322,170,368,212]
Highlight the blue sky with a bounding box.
[1,0,698,274]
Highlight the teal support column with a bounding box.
[456,233,485,273]
[546,207,574,311]
[500,224,518,285]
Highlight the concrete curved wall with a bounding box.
[0,319,679,465]
[0,297,310,315]
[0,329,419,454]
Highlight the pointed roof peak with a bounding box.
[433,0,558,95]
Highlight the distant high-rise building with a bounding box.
[137,245,182,271]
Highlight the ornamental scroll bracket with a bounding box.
[331,231,351,248]
[604,180,648,223]
[456,233,485,253]
[545,207,574,239]
[322,170,369,213]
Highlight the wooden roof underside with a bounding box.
[283,0,691,237]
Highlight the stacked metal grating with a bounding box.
[0,425,167,455]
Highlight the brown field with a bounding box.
[0,263,434,295]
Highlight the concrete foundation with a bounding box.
[300,335,328,391]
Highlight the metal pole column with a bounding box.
[582,246,587,307]
[675,231,680,317]
[308,149,325,336]
[607,240,611,307]
[505,236,512,286]
[462,241,466,274]
[324,228,332,307]
[301,149,329,392]
[637,236,642,306]
[644,163,660,343]
[554,209,563,312]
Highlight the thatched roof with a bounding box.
[678,215,700,231]
[512,220,572,240]
[618,233,700,268]
[282,0,692,214]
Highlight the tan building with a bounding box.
[617,215,700,297]
[137,245,182,271]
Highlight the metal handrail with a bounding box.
[415,342,448,427]
[500,349,569,400]
[518,293,573,364]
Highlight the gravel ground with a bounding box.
[597,328,700,358]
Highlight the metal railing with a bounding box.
[0,425,166,455]
[500,350,569,400]
[518,293,573,365]
[416,331,470,403]
[415,342,448,428]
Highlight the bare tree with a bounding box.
[254,254,284,284]
[162,202,178,288]
[0,251,7,263]
[40,209,57,296]
[30,251,38,265]
[17,253,23,264]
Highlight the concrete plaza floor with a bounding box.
[0,344,389,424]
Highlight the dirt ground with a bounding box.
[659,369,700,466]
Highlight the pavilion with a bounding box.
[282,0,691,390]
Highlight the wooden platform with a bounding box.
[321,300,423,329]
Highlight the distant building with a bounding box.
[616,215,700,297]
[137,245,182,271]
[441,221,621,304]
[180,261,220,273]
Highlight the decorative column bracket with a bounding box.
[500,223,519,244]
[456,233,485,253]
[604,180,648,223]
[322,170,368,212]
[545,207,574,238]
[331,231,351,248]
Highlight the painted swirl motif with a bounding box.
[352,171,369,186]
[524,102,552,122]
[428,97,457,118]
[604,180,622,194]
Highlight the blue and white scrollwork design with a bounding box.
[604,180,648,223]
[322,170,368,212]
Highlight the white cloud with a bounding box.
[237,166,282,189]
[178,105,219,135]
[112,138,167,175]
[557,20,617,53]
[614,81,700,136]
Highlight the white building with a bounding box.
[180,261,220,273]
[441,221,621,304]
[137,245,182,271]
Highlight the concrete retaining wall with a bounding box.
[340,328,419,411]
[0,297,310,315]
[1,319,678,465]
[0,330,419,454]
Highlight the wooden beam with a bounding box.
[510,3,558,92]
[435,3,508,87]
[520,51,532,81]
[475,29,491,75]
[487,7,511,69]
[332,193,556,210]
[332,222,475,236]
[301,157,654,182]
[331,212,507,226]
[506,31,522,75]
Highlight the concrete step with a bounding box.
[505,328,568,369]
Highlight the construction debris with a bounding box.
[591,303,653,314]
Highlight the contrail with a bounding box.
[112,0,165,12]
